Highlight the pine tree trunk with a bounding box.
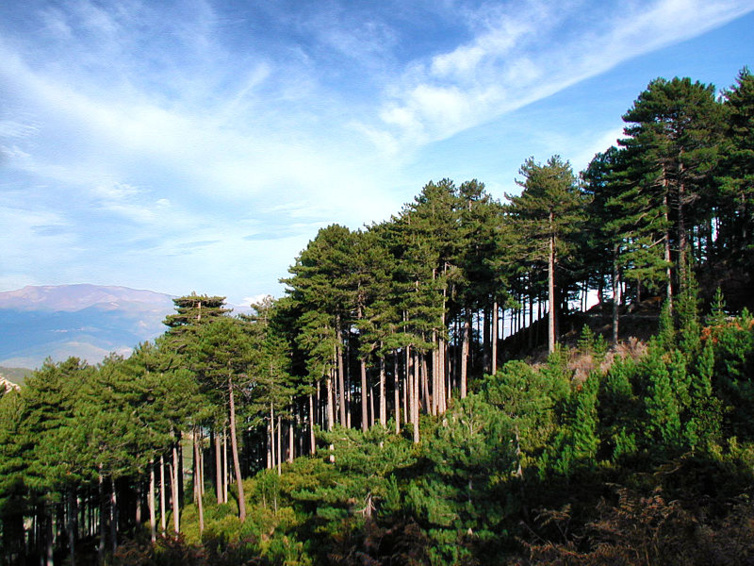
[98,471,106,564]
[336,325,347,427]
[309,393,316,455]
[678,177,688,289]
[269,404,275,470]
[194,429,204,534]
[215,432,223,504]
[379,357,387,427]
[483,305,491,373]
[664,190,674,308]
[326,372,335,431]
[177,441,184,512]
[369,378,375,428]
[491,300,499,375]
[200,444,205,496]
[403,348,409,429]
[412,348,420,443]
[612,244,621,344]
[430,336,438,416]
[149,463,156,542]
[159,456,166,533]
[228,377,247,522]
[110,479,118,555]
[394,354,401,434]
[360,358,368,432]
[276,415,282,476]
[68,488,77,566]
[136,480,143,526]
[45,500,54,566]
[421,354,429,413]
[171,442,180,535]
[288,417,294,463]
[460,311,470,398]
[222,429,229,504]
[548,214,556,354]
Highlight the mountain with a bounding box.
[0,284,176,369]
[0,366,31,386]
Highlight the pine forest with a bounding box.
[2,68,754,565]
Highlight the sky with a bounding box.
[1,0,753,308]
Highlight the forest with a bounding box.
[1,67,753,565]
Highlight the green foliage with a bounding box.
[296,426,415,529]
[7,65,754,565]
[485,360,567,471]
[641,343,682,452]
[710,311,754,440]
[685,339,723,450]
[657,300,675,350]
[598,356,639,461]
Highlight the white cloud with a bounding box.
[367,0,754,152]
[1,0,751,304]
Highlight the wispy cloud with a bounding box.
[0,0,751,302]
[367,0,754,153]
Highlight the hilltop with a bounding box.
[0,284,175,369]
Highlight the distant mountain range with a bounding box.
[0,284,177,370]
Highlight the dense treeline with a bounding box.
[0,68,752,565]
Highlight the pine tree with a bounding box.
[620,77,722,303]
[0,390,28,561]
[717,67,754,283]
[243,297,296,473]
[284,224,357,429]
[641,343,682,453]
[194,317,253,521]
[163,293,230,349]
[507,156,586,353]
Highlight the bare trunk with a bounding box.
[411,348,420,443]
[491,300,499,375]
[288,417,294,463]
[612,244,621,344]
[664,191,673,309]
[461,312,470,398]
[215,432,223,504]
[548,213,556,354]
[379,357,387,427]
[326,373,335,431]
[159,456,166,533]
[678,178,688,289]
[394,354,401,434]
[194,429,204,534]
[171,442,180,535]
[336,325,347,427]
[98,471,106,564]
[68,489,77,566]
[110,479,118,555]
[222,428,229,504]
[276,415,282,476]
[421,354,430,413]
[309,393,316,455]
[269,404,276,470]
[149,463,156,542]
[229,377,247,522]
[199,443,204,496]
[360,358,368,432]
[45,501,54,566]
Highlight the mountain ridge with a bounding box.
[0,283,174,312]
[0,284,177,370]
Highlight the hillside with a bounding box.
[0,284,175,369]
[0,366,31,386]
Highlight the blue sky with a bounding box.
[1,0,753,307]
